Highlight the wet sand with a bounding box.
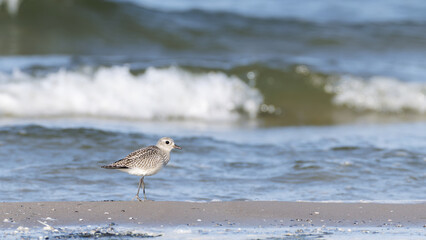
[1,201,425,229]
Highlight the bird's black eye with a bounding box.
[165,141,170,144]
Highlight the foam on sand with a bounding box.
[0,66,263,121]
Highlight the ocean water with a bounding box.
[0,0,426,204]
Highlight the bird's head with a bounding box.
[157,137,181,152]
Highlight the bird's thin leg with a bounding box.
[132,177,144,201]
[142,178,147,200]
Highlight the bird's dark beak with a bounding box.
[174,144,182,150]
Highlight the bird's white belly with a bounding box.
[119,166,163,176]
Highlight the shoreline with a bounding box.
[1,201,425,229]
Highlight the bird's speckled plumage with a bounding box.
[103,146,169,174]
[101,137,181,201]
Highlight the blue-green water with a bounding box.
[0,0,425,210]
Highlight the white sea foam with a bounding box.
[0,0,21,15]
[0,66,263,121]
[325,75,426,113]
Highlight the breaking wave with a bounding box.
[0,66,263,121]
[325,75,426,113]
[0,63,425,125]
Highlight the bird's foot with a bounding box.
[132,195,143,202]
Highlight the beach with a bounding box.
[2,201,425,239]
[2,201,425,228]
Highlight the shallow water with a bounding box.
[0,121,425,202]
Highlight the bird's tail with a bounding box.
[101,165,115,169]
[101,165,129,169]
[101,159,129,169]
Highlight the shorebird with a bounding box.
[101,137,181,201]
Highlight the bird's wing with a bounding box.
[102,146,162,169]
